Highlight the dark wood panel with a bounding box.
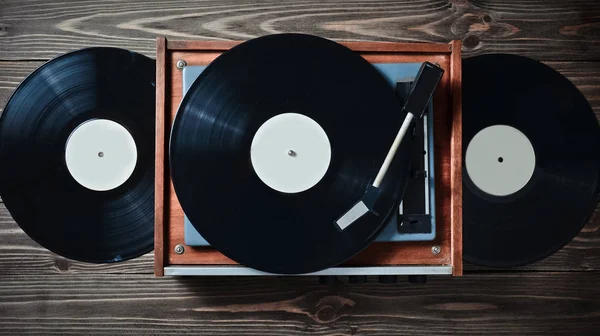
[0,272,599,335]
[0,61,41,113]
[0,2,598,334]
[155,37,167,276]
[0,0,599,61]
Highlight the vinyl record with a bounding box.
[170,33,412,274]
[0,47,155,263]
[462,54,600,267]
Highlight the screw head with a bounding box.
[432,245,441,255]
[176,60,187,70]
[174,244,185,254]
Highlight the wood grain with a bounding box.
[154,37,167,276]
[0,61,42,113]
[0,3,599,332]
[167,39,454,53]
[0,272,599,335]
[450,39,463,276]
[1,0,600,61]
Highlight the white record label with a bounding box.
[465,124,536,197]
[65,119,137,191]
[250,113,331,193]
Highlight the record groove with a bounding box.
[462,54,600,267]
[0,47,155,263]
[170,34,412,274]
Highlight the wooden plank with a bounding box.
[450,39,463,276]
[0,272,599,335]
[154,37,167,276]
[1,0,600,61]
[167,39,454,53]
[0,61,42,113]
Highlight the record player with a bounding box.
[154,38,463,277]
[3,34,594,280]
[1,24,598,283]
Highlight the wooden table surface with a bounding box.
[0,0,599,335]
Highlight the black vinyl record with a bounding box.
[0,47,155,263]
[170,34,411,274]
[463,54,600,267]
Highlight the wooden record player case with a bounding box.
[154,37,463,277]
